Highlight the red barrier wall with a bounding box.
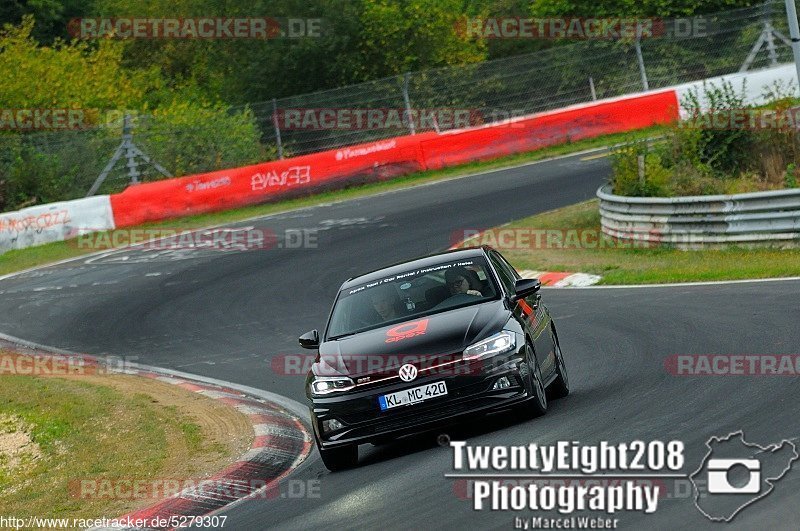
[419,90,679,169]
[110,90,679,228]
[110,133,435,227]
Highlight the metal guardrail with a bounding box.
[596,184,800,248]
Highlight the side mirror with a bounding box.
[511,278,541,302]
[298,329,320,349]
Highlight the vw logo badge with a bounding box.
[398,363,418,382]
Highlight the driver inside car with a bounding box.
[445,267,482,297]
[369,285,404,322]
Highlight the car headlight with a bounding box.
[310,376,355,396]
[463,331,516,361]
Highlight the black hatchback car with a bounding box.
[299,246,569,471]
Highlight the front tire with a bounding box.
[317,437,358,471]
[517,342,548,419]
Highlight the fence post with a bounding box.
[638,154,646,188]
[431,114,441,134]
[272,98,284,160]
[785,0,800,91]
[402,72,416,135]
[634,28,650,91]
[87,113,171,196]
[589,76,597,100]
[123,115,140,185]
[765,21,779,65]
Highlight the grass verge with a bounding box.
[496,200,800,284]
[0,127,664,277]
[0,356,253,519]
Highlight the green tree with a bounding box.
[353,0,486,79]
[0,0,94,44]
[89,0,487,104]
[0,16,157,111]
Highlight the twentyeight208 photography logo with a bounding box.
[690,431,798,522]
[446,432,797,525]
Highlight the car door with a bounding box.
[489,250,555,379]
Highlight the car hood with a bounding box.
[314,300,510,378]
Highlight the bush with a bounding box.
[611,80,800,197]
[0,17,155,111]
[610,139,671,197]
[676,80,755,176]
[786,163,798,188]
[0,129,122,210]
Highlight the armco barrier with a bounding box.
[109,91,680,228]
[597,184,800,248]
[0,196,115,254]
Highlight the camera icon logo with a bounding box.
[706,458,760,494]
[690,431,798,522]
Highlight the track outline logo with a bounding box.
[690,430,798,522]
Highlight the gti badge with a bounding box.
[398,363,418,382]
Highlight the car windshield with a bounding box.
[326,257,499,339]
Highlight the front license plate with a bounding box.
[378,381,448,411]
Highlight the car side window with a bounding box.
[488,252,516,294]
[494,251,521,280]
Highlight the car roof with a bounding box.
[339,246,491,290]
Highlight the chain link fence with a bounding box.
[0,0,796,211]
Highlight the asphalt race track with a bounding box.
[2,151,799,529]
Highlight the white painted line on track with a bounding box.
[544,276,800,290]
